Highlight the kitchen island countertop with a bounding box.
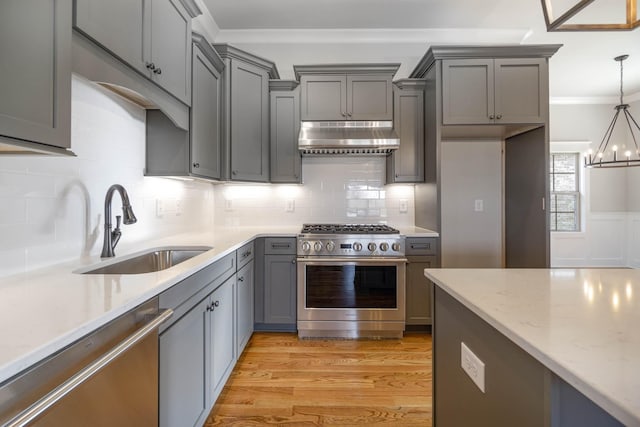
[425,268,640,427]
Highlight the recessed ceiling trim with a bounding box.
[213,28,532,45]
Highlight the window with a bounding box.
[550,152,580,232]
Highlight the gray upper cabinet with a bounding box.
[295,64,400,121]
[0,0,71,152]
[73,0,199,105]
[214,44,279,183]
[190,33,224,180]
[270,81,301,183]
[387,80,425,183]
[442,58,547,125]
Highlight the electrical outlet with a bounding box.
[156,199,165,217]
[175,199,183,216]
[474,199,484,212]
[399,199,408,213]
[286,199,295,212]
[224,199,232,211]
[461,342,485,393]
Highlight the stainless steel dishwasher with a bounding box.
[0,297,172,426]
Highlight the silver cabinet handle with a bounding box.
[153,67,162,75]
[291,258,296,264]
[145,62,156,71]
[6,309,173,427]
[489,114,495,120]
[238,276,244,282]
[496,114,502,119]
[193,162,200,168]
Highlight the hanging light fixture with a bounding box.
[541,0,639,31]
[585,55,640,168]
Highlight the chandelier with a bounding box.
[541,0,639,31]
[585,55,640,168]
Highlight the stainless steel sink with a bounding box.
[77,246,213,274]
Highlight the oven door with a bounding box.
[297,257,407,323]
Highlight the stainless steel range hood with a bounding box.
[298,121,399,156]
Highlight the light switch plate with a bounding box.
[474,199,484,212]
[286,199,295,212]
[461,342,485,393]
[399,199,408,213]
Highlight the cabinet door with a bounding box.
[191,44,222,179]
[270,89,301,183]
[149,0,191,104]
[442,59,494,125]
[300,75,347,121]
[230,60,269,181]
[388,88,424,183]
[236,262,254,355]
[264,255,297,325]
[406,256,437,325]
[347,74,393,121]
[159,298,208,427]
[73,0,146,74]
[0,0,71,149]
[208,277,235,404]
[494,58,547,124]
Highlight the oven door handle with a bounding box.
[297,257,408,264]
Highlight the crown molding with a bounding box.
[212,44,280,79]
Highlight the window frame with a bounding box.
[549,151,581,232]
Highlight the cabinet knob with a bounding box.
[145,62,156,71]
[193,162,200,168]
[347,112,352,117]
[291,258,296,264]
[496,114,502,120]
[489,114,495,120]
[153,67,162,75]
[232,170,237,175]
[341,111,347,117]
[238,276,244,282]
[214,300,220,307]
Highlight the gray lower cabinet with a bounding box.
[405,237,438,327]
[207,275,235,405]
[0,0,71,152]
[73,0,197,105]
[236,261,254,356]
[269,81,301,183]
[441,58,547,125]
[214,45,278,182]
[295,66,398,121]
[255,238,297,331]
[159,297,208,427]
[190,33,224,180]
[387,80,425,183]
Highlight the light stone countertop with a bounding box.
[397,226,439,237]
[425,268,640,427]
[0,226,298,384]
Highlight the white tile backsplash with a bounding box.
[0,76,215,278]
[214,156,415,227]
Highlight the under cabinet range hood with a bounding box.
[298,121,399,155]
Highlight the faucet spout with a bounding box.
[101,184,137,258]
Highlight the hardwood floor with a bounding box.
[204,332,432,426]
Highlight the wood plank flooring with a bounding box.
[204,332,432,426]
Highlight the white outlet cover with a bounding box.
[399,199,408,213]
[156,199,164,217]
[474,199,484,212]
[461,342,485,393]
[175,199,182,215]
[286,199,295,212]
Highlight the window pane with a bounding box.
[552,153,577,173]
[554,194,577,212]
[553,173,576,191]
[550,194,556,211]
[556,213,577,231]
[550,213,557,231]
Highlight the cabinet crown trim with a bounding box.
[293,63,400,80]
[192,32,225,71]
[393,78,427,90]
[410,44,562,78]
[269,80,299,91]
[179,0,202,18]
[212,44,280,79]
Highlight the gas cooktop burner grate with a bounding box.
[301,223,399,235]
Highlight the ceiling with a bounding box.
[201,0,640,100]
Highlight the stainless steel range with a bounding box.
[297,224,407,339]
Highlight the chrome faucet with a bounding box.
[101,184,137,258]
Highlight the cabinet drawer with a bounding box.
[160,252,235,314]
[236,241,254,268]
[405,237,437,256]
[264,237,296,255]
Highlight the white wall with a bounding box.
[0,76,215,278]
[440,140,503,268]
[214,156,415,227]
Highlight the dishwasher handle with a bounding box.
[5,308,173,427]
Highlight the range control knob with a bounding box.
[391,242,401,252]
[379,242,389,252]
[326,241,336,252]
[301,241,311,252]
[314,242,323,252]
[368,242,377,252]
[353,242,363,252]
